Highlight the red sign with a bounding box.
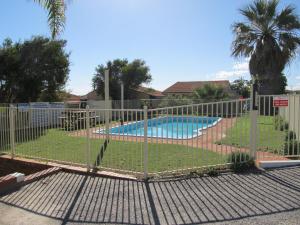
[273,97,289,107]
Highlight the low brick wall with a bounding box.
[0,156,51,177]
[0,167,61,194]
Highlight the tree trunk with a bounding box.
[258,76,282,95]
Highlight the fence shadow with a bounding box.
[94,139,110,168]
[1,167,300,225]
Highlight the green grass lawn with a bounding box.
[11,129,225,173]
[218,116,286,153]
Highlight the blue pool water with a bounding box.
[96,116,221,139]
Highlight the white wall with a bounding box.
[279,95,300,141]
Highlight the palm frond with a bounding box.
[275,5,300,31]
[266,0,278,20]
[279,32,300,63]
[232,0,300,60]
[34,0,66,39]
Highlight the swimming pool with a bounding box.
[95,116,221,139]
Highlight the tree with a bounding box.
[193,84,229,102]
[34,0,67,39]
[158,95,193,108]
[232,0,300,94]
[92,59,152,100]
[278,73,287,93]
[230,78,251,98]
[0,36,70,103]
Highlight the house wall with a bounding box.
[279,95,300,141]
[87,100,113,121]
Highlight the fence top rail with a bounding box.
[257,93,300,97]
[148,98,251,111]
[1,106,145,112]
[92,108,144,112]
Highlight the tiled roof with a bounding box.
[81,86,164,100]
[135,86,164,97]
[65,94,81,102]
[163,80,230,93]
[80,90,100,100]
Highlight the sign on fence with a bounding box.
[273,96,289,107]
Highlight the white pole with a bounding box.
[249,82,258,160]
[143,105,148,179]
[105,70,110,140]
[9,105,15,158]
[121,82,124,122]
[86,105,91,171]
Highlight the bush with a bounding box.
[283,130,300,156]
[274,116,289,131]
[158,95,193,108]
[207,167,219,176]
[285,131,297,142]
[227,152,255,172]
[284,141,300,156]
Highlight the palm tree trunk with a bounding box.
[258,75,282,95]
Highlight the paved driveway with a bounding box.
[1,166,300,225]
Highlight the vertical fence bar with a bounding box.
[9,106,15,158]
[249,89,260,160]
[121,82,124,123]
[143,105,148,179]
[86,106,91,170]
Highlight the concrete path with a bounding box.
[1,166,300,225]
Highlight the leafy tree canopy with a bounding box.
[230,77,251,98]
[92,59,152,100]
[0,36,70,103]
[193,84,229,102]
[232,0,300,94]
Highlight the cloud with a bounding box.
[233,61,248,71]
[214,59,250,80]
[296,76,300,80]
[287,83,300,90]
[215,70,248,79]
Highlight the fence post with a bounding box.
[9,105,15,158]
[86,105,91,171]
[29,105,32,128]
[121,82,124,123]
[105,70,110,140]
[143,106,148,179]
[249,110,258,159]
[249,82,258,160]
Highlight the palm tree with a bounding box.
[34,0,66,39]
[232,0,300,94]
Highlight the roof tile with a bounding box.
[163,80,230,93]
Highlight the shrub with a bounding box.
[274,116,289,131]
[284,141,300,156]
[283,131,300,156]
[227,152,255,172]
[207,167,219,176]
[285,131,297,142]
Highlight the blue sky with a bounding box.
[1,0,300,95]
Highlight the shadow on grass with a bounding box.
[94,139,110,168]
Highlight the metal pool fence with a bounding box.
[0,95,299,178]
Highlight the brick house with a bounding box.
[163,80,233,97]
[81,86,164,101]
